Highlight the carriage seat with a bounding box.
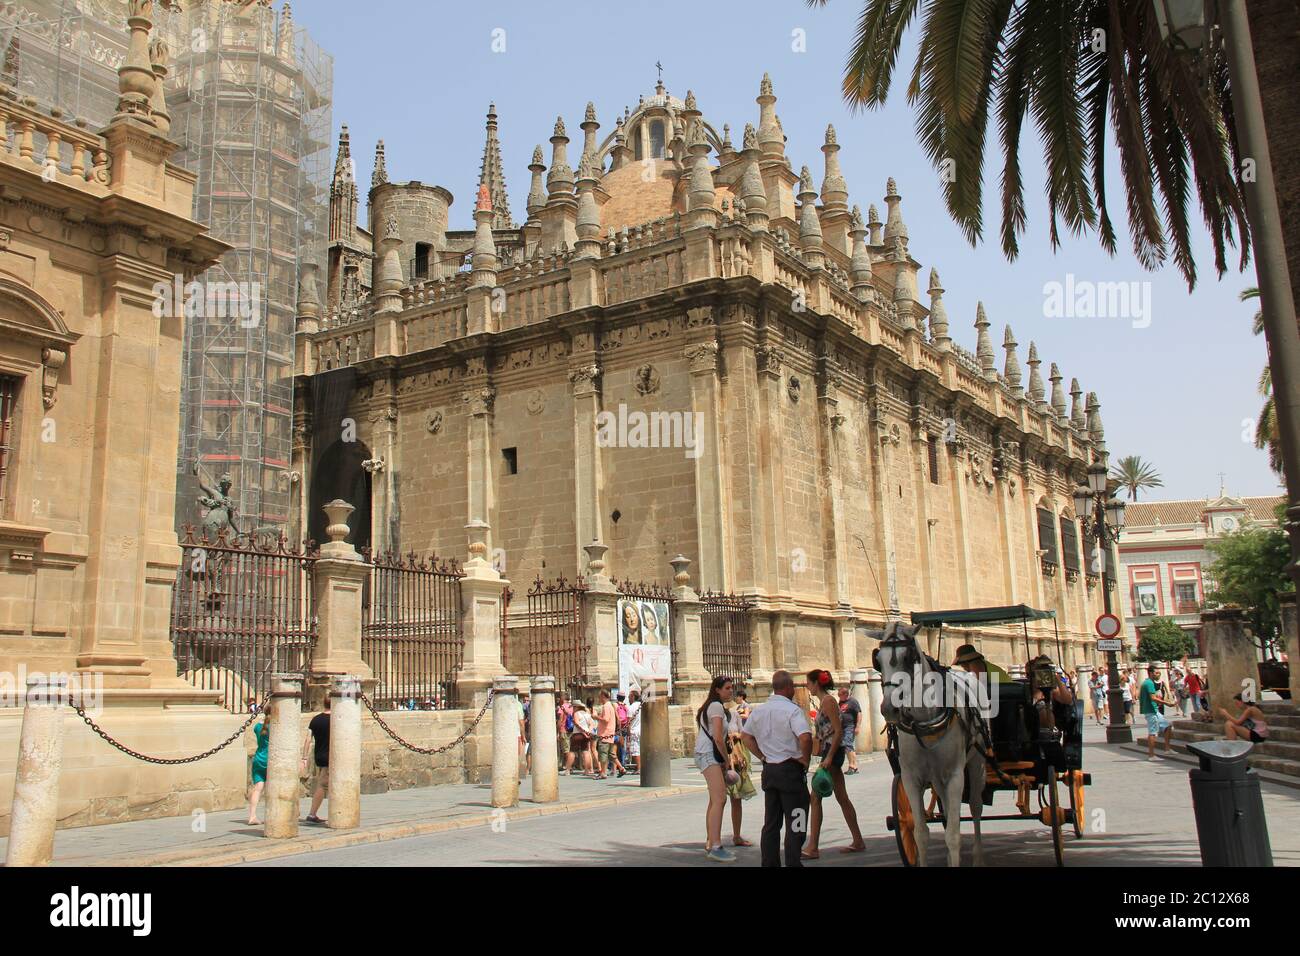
[990,679,1036,764]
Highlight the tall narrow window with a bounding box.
[1060,515,1080,574]
[502,447,518,475]
[1037,506,1059,568]
[0,375,16,514]
[414,242,432,280]
[927,436,940,484]
[649,119,665,159]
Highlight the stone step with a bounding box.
[1171,721,1300,749]
[1132,743,1300,791]
[1168,739,1300,779]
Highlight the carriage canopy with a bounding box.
[910,605,1056,628]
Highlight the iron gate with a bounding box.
[526,575,588,699]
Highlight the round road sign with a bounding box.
[1095,613,1122,639]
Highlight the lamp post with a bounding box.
[1151,1,1300,619]
[1075,461,1131,744]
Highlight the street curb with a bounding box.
[85,784,701,868]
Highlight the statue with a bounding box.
[192,461,240,538]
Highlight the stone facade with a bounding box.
[0,1,234,835]
[297,77,1121,688]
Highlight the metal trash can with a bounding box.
[1186,740,1273,866]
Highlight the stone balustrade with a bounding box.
[0,88,111,188]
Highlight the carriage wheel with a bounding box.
[1068,769,1085,839]
[891,774,921,867]
[1048,767,1064,866]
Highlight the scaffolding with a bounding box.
[0,1,333,537]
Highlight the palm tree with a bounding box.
[1111,455,1163,501]
[810,0,1250,289]
[1242,286,1282,474]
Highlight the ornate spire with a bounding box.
[375,215,403,313]
[849,206,873,302]
[114,0,157,124]
[1086,392,1106,449]
[927,268,951,350]
[372,139,388,189]
[148,34,170,135]
[975,303,996,381]
[883,176,908,254]
[546,116,575,201]
[1027,342,1046,407]
[718,123,735,163]
[277,1,295,62]
[332,125,353,185]
[329,126,358,243]
[739,123,768,230]
[687,125,716,213]
[797,165,823,268]
[1049,363,1067,419]
[575,153,602,258]
[757,72,783,160]
[580,101,600,170]
[867,203,883,245]
[479,103,513,228]
[1003,326,1022,394]
[526,145,547,223]
[1070,378,1086,430]
[820,124,848,212]
[470,180,499,288]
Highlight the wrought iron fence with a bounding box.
[361,550,465,711]
[170,527,318,714]
[699,590,755,682]
[526,575,588,699]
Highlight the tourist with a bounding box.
[1221,694,1270,744]
[1182,658,1205,714]
[741,670,812,867]
[734,690,752,725]
[1139,665,1173,760]
[571,700,597,776]
[1120,669,1135,724]
[595,689,626,778]
[626,689,642,773]
[583,697,599,771]
[1171,668,1190,717]
[695,675,737,862]
[247,702,271,825]
[724,702,756,848]
[952,644,1012,682]
[615,692,630,770]
[557,692,575,774]
[802,669,865,858]
[300,694,330,824]
[518,691,530,776]
[1090,671,1108,724]
[837,686,862,774]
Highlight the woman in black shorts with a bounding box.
[801,668,865,859]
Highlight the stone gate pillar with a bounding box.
[867,668,884,750]
[670,555,711,711]
[457,520,510,709]
[1203,608,1258,709]
[582,542,620,692]
[309,501,373,702]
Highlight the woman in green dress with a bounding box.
[247,706,271,825]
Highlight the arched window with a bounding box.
[631,126,643,161]
[649,119,665,159]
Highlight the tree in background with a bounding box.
[1205,525,1293,654]
[811,0,1250,289]
[1110,455,1163,501]
[1241,285,1282,475]
[1134,616,1197,662]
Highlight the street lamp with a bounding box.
[1152,0,1209,54]
[1077,473,1131,744]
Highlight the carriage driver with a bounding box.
[952,644,1012,683]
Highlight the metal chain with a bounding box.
[359,690,495,755]
[70,693,270,765]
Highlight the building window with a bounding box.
[927,436,940,484]
[0,375,16,514]
[1175,582,1199,614]
[1059,515,1080,575]
[414,243,431,280]
[502,447,518,475]
[649,120,665,159]
[1037,506,1058,572]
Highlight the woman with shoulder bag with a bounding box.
[695,675,738,863]
[570,700,597,777]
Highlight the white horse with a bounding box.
[874,621,986,867]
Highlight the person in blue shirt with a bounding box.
[247,708,271,825]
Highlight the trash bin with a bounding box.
[1186,740,1273,866]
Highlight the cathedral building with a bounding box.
[294,76,1118,679]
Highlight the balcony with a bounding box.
[1175,600,1202,616]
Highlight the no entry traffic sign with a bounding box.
[1095,613,1122,639]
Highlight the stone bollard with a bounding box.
[1203,609,1258,710]
[850,668,873,754]
[1077,664,1094,716]
[4,676,68,867]
[640,678,672,788]
[264,674,303,839]
[491,675,521,808]
[1280,591,1299,703]
[327,675,362,830]
[529,675,559,803]
[867,668,884,750]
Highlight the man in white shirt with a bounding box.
[741,670,813,867]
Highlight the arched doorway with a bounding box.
[308,438,372,553]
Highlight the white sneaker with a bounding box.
[706,845,737,863]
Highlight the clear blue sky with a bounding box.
[300,0,1276,501]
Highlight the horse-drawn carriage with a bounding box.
[876,605,1091,867]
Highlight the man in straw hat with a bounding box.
[952,644,1012,683]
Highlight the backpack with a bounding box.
[562,705,574,733]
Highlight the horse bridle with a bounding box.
[876,627,957,742]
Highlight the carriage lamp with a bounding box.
[1072,484,1092,520]
[1086,460,1108,495]
[1152,0,1208,54]
[1105,497,1126,531]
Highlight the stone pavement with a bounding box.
[0,761,705,867]
[244,722,1300,867]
